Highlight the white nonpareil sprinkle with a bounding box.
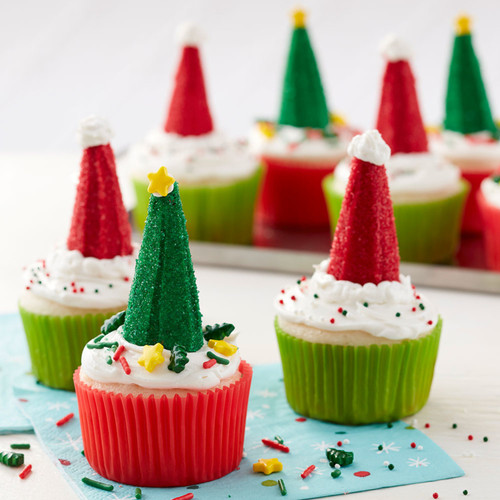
[417,445,423,451]
[384,461,390,466]
[343,439,350,445]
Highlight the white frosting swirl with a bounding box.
[78,116,113,148]
[332,152,462,200]
[480,176,500,208]
[24,245,137,310]
[348,130,391,166]
[80,327,241,390]
[379,34,411,62]
[276,259,438,341]
[432,130,500,165]
[176,22,204,46]
[248,123,348,161]
[125,130,258,184]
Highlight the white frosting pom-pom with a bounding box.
[379,34,411,62]
[78,115,113,148]
[175,22,204,46]
[347,130,391,166]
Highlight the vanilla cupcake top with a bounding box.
[480,174,500,208]
[275,259,439,341]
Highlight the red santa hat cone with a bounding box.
[67,116,133,260]
[376,35,428,154]
[164,23,214,136]
[328,130,400,285]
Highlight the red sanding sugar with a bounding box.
[328,157,400,285]
[376,60,428,154]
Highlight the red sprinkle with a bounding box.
[281,289,285,294]
[330,318,335,324]
[468,435,473,441]
[410,442,416,449]
[433,494,439,499]
[203,358,217,369]
[338,307,343,313]
[119,356,131,375]
[301,465,315,479]
[56,413,74,427]
[279,299,284,305]
[301,276,306,281]
[172,494,194,500]
[124,276,130,282]
[19,464,32,479]
[59,459,71,466]
[70,282,75,287]
[425,423,430,428]
[113,345,125,361]
[416,295,421,300]
[412,307,416,312]
[353,471,371,477]
[427,320,433,325]
[291,295,296,301]
[337,441,343,447]
[25,286,30,290]
[72,289,77,294]
[46,273,50,277]
[295,417,307,422]
[79,287,84,293]
[262,438,290,453]
[18,398,28,403]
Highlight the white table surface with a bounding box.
[1,153,499,499]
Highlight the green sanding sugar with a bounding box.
[123,183,203,352]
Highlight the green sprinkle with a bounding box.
[493,175,500,184]
[331,469,341,478]
[135,487,142,499]
[81,477,114,491]
[483,436,488,442]
[463,490,468,496]
[378,445,383,451]
[10,444,30,450]
[0,451,24,466]
[387,422,393,428]
[108,283,113,288]
[86,341,119,350]
[342,310,347,316]
[207,351,230,365]
[38,281,42,284]
[168,344,190,373]
[313,294,319,299]
[452,423,458,429]
[63,286,67,291]
[278,478,287,495]
[388,464,394,470]
[274,435,284,445]
[363,302,368,307]
[419,303,425,310]
[81,450,85,456]
[296,280,301,284]
[94,334,105,343]
[395,312,401,317]
[202,323,235,341]
[106,356,112,365]
[94,289,99,293]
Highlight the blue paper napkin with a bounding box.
[14,363,464,500]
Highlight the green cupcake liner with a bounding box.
[323,176,469,264]
[132,168,262,245]
[19,306,119,391]
[275,317,442,425]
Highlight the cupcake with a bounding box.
[19,117,136,391]
[126,23,261,245]
[478,173,500,271]
[249,8,351,230]
[276,131,441,425]
[324,35,468,264]
[74,167,252,487]
[432,15,500,233]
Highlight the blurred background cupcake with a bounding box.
[276,131,442,424]
[478,173,500,271]
[249,8,353,230]
[125,23,261,245]
[324,35,468,264]
[431,15,500,234]
[19,117,136,390]
[75,168,251,487]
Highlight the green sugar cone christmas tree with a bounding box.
[278,9,330,130]
[444,15,498,139]
[123,167,203,352]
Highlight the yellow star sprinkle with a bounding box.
[292,8,306,28]
[207,339,238,357]
[257,121,275,139]
[330,112,347,126]
[147,167,175,197]
[456,14,471,36]
[253,458,283,475]
[138,343,165,372]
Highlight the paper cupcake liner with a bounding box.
[323,176,469,264]
[74,361,252,487]
[258,156,340,229]
[19,306,119,391]
[478,191,500,271]
[460,169,495,233]
[132,168,262,245]
[275,318,442,425]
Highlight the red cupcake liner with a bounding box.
[478,191,500,271]
[74,361,252,487]
[257,156,340,229]
[461,169,497,233]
